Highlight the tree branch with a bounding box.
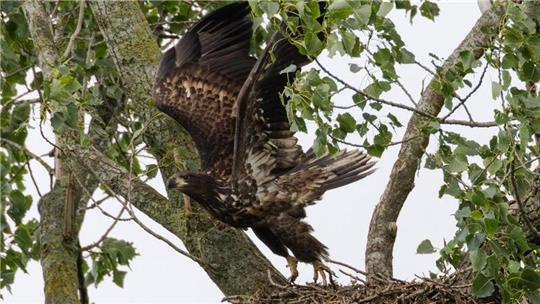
[365,5,506,278]
[89,0,285,295]
[22,1,81,302]
[316,60,497,128]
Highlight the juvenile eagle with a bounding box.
[153,2,375,284]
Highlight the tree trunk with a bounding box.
[89,0,286,295]
[23,1,120,302]
[22,1,81,303]
[365,5,506,278]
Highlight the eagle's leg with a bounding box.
[182,194,192,216]
[286,255,299,283]
[312,260,335,286]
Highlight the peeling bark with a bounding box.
[89,0,286,295]
[365,6,506,278]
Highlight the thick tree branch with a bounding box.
[89,0,285,295]
[65,143,283,292]
[365,5,506,278]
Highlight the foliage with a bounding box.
[252,0,540,302]
[1,1,539,303]
[428,2,540,302]
[85,238,137,288]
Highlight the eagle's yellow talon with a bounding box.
[312,260,335,286]
[286,255,299,283]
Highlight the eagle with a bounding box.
[153,2,375,284]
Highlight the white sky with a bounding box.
[5,1,502,303]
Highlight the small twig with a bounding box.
[7,90,37,106]
[316,59,437,119]
[81,206,127,251]
[395,78,417,107]
[1,138,54,174]
[441,63,489,121]
[329,134,419,149]
[415,60,437,76]
[440,119,497,128]
[339,269,366,284]
[26,162,43,197]
[61,1,86,60]
[85,195,111,210]
[326,259,368,277]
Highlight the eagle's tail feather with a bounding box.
[320,150,376,192]
[290,149,376,194]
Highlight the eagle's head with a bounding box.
[167,172,234,220]
[167,172,218,195]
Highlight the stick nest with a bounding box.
[224,277,498,304]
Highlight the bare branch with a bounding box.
[26,162,43,197]
[61,0,85,61]
[365,5,506,278]
[395,79,417,107]
[316,59,436,119]
[329,134,420,149]
[1,138,54,174]
[441,63,489,121]
[317,61,497,128]
[441,119,497,128]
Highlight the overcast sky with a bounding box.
[6,1,501,303]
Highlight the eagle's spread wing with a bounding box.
[231,31,308,189]
[153,3,255,175]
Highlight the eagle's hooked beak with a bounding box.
[167,176,187,189]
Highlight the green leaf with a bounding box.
[336,113,356,133]
[51,112,66,134]
[397,48,415,64]
[419,1,439,21]
[259,2,279,17]
[519,61,540,83]
[373,48,393,66]
[112,270,127,287]
[304,32,323,55]
[14,225,33,252]
[353,4,371,25]
[469,249,487,272]
[328,0,353,19]
[387,113,402,127]
[8,190,32,224]
[529,290,540,304]
[376,2,393,17]
[484,218,499,236]
[472,274,495,298]
[504,27,524,48]
[417,239,436,254]
[520,269,540,291]
[502,53,519,69]
[460,50,474,71]
[341,31,360,56]
[446,157,468,173]
[366,144,384,157]
[491,81,502,99]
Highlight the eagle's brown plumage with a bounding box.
[154,2,375,283]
